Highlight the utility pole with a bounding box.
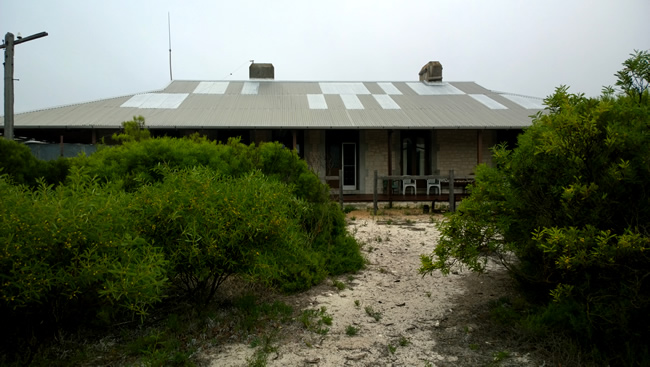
[1,31,48,140]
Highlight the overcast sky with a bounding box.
[2,0,649,114]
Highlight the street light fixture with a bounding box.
[1,31,48,140]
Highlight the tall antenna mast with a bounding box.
[168,12,173,81]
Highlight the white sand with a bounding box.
[205,210,540,366]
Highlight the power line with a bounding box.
[220,60,254,80]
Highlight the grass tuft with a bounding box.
[364,306,382,321]
[345,325,359,336]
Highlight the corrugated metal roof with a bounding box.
[373,94,401,109]
[406,82,465,95]
[307,94,328,109]
[4,80,544,130]
[377,82,403,95]
[121,93,188,109]
[340,94,364,110]
[468,94,508,110]
[194,81,229,94]
[499,94,546,109]
[320,82,371,95]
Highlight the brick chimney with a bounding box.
[249,63,274,79]
[419,61,442,82]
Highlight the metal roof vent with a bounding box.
[419,61,442,82]
[249,63,274,79]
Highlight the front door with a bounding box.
[342,142,356,190]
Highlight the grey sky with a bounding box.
[2,0,649,114]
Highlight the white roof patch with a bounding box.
[377,82,402,95]
[373,94,401,109]
[469,94,508,110]
[307,94,328,109]
[193,81,229,94]
[320,82,370,95]
[242,82,260,95]
[500,94,545,109]
[340,94,364,109]
[120,93,189,109]
[406,82,465,95]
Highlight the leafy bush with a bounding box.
[74,136,361,293]
[131,166,327,299]
[74,137,327,202]
[0,138,70,187]
[112,115,151,143]
[421,57,650,363]
[1,133,364,364]
[0,169,168,332]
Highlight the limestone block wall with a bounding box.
[360,130,390,193]
[436,130,479,177]
[359,130,401,194]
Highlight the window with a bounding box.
[401,131,430,176]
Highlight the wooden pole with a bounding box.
[3,33,14,140]
[373,170,378,215]
[449,169,455,212]
[339,169,343,210]
[387,130,393,208]
[1,31,48,140]
[477,130,483,165]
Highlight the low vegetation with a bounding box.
[421,50,650,365]
[0,132,363,365]
[299,307,333,335]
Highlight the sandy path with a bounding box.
[206,211,540,366]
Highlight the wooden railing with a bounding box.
[328,169,474,214]
[373,170,465,214]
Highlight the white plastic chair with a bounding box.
[402,179,416,195]
[427,178,441,195]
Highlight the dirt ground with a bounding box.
[203,209,549,366]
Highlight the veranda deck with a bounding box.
[329,193,470,203]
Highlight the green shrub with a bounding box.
[1,135,364,363]
[0,170,168,338]
[132,166,327,299]
[112,115,151,143]
[303,202,365,277]
[0,138,70,187]
[75,137,362,293]
[73,137,328,203]
[420,81,650,363]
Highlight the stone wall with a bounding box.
[360,130,402,194]
[436,130,479,177]
[435,129,498,177]
[360,130,392,193]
